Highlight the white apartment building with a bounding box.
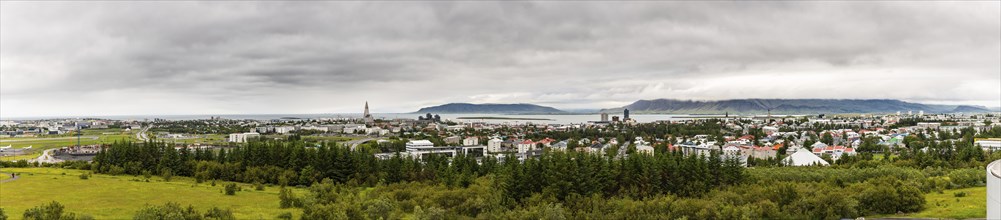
[487,138,503,153]
[463,137,479,146]
[406,140,455,159]
[228,132,260,143]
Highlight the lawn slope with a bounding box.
[0,167,302,219]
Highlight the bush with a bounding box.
[203,207,235,220]
[953,191,967,197]
[79,173,89,180]
[106,165,125,176]
[279,187,302,208]
[255,182,265,191]
[224,183,240,195]
[133,202,200,220]
[0,207,7,220]
[23,201,89,220]
[276,212,293,220]
[161,168,173,182]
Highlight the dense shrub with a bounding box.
[23,201,91,220]
[224,183,239,195]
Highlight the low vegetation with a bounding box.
[0,168,303,219]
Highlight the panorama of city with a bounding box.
[1,1,1000,220]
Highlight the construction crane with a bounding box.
[76,122,82,147]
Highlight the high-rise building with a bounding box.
[623,109,630,120]
[600,113,609,122]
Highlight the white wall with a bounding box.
[988,160,1001,220]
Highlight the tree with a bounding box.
[23,201,89,220]
[224,183,240,195]
[821,132,834,145]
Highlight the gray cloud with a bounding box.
[1,1,999,117]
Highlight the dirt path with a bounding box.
[0,173,19,183]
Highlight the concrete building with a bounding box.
[463,137,479,146]
[917,122,941,129]
[274,126,296,134]
[406,140,455,159]
[600,113,609,122]
[228,132,260,143]
[517,140,536,154]
[975,139,1001,151]
[487,138,503,153]
[988,159,1001,219]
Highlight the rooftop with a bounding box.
[990,159,1001,178]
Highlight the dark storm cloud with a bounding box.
[1,1,998,117]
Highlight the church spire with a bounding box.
[364,101,370,117]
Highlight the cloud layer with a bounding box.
[2,2,999,117]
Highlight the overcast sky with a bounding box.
[1,2,999,117]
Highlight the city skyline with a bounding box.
[2,1,1000,117]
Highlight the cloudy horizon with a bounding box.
[2,1,999,118]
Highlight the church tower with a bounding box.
[364,101,374,124]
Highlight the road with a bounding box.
[136,126,150,141]
[345,137,383,151]
[0,173,19,183]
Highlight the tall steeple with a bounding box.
[364,101,370,117]
[364,101,374,125]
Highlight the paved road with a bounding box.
[346,137,383,151]
[0,173,20,183]
[136,126,150,141]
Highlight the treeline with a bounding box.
[86,140,746,199]
[285,165,934,220]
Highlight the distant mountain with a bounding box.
[415,103,566,114]
[952,105,992,113]
[601,99,992,114]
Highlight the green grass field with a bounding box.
[158,134,229,145]
[0,129,137,161]
[0,168,303,219]
[878,186,986,219]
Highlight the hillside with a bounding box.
[601,99,991,114]
[414,103,566,114]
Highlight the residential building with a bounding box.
[783,148,830,166]
[228,132,260,143]
[487,138,503,153]
[463,137,479,146]
[517,139,536,154]
[406,140,455,159]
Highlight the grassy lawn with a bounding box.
[878,186,986,219]
[0,129,137,161]
[159,134,229,145]
[0,167,303,219]
[872,153,899,160]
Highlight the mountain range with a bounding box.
[600,99,992,114]
[414,103,566,114]
[415,99,993,115]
